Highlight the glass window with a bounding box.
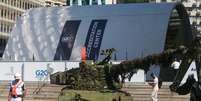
[101,0,105,5]
[13,0,16,6]
[73,0,78,5]
[22,2,25,9]
[7,0,10,5]
[92,0,98,5]
[66,0,70,6]
[1,9,3,17]
[10,26,12,32]
[7,25,10,33]
[4,9,6,18]
[25,2,28,9]
[82,0,89,5]
[0,23,3,32]
[8,10,10,19]
[3,24,6,32]
[28,3,30,9]
[13,12,15,20]
[10,12,12,20]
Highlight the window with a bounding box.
[3,24,6,32]
[13,12,15,20]
[192,21,197,26]
[0,23,3,32]
[196,12,200,17]
[4,9,6,18]
[10,26,12,32]
[28,3,30,9]
[54,3,60,6]
[82,0,89,5]
[19,1,22,8]
[13,0,16,6]
[192,3,196,8]
[25,2,28,9]
[8,10,10,19]
[11,12,13,20]
[101,0,105,5]
[72,0,78,5]
[30,4,33,8]
[7,25,10,33]
[66,0,70,6]
[23,2,25,9]
[92,0,98,5]
[1,9,3,17]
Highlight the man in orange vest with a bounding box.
[8,72,27,101]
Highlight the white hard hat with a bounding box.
[14,72,21,79]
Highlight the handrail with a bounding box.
[33,65,53,94]
[33,75,49,94]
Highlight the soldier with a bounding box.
[8,72,27,101]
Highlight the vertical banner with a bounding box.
[181,61,198,83]
[54,20,81,60]
[85,19,107,61]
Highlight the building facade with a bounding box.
[66,0,117,6]
[45,0,66,7]
[182,0,201,37]
[0,0,66,57]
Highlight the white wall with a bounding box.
[0,61,146,82]
[0,61,79,81]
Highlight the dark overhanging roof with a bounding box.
[161,3,194,81]
[165,3,193,50]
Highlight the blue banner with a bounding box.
[85,19,107,61]
[54,20,81,60]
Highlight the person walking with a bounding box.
[8,72,27,101]
[150,73,159,101]
[171,58,181,75]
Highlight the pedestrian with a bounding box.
[8,72,27,101]
[171,58,181,75]
[150,73,159,101]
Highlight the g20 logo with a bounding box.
[35,70,48,79]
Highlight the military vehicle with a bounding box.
[50,36,201,101]
[51,48,134,101]
[169,38,201,101]
[2,1,196,100]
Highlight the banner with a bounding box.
[54,20,81,60]
[85,19,107,61]
[0,61,80,81]
[181,61,198,84]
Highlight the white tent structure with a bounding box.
[3,3,193,62]
[1,3,194,82]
